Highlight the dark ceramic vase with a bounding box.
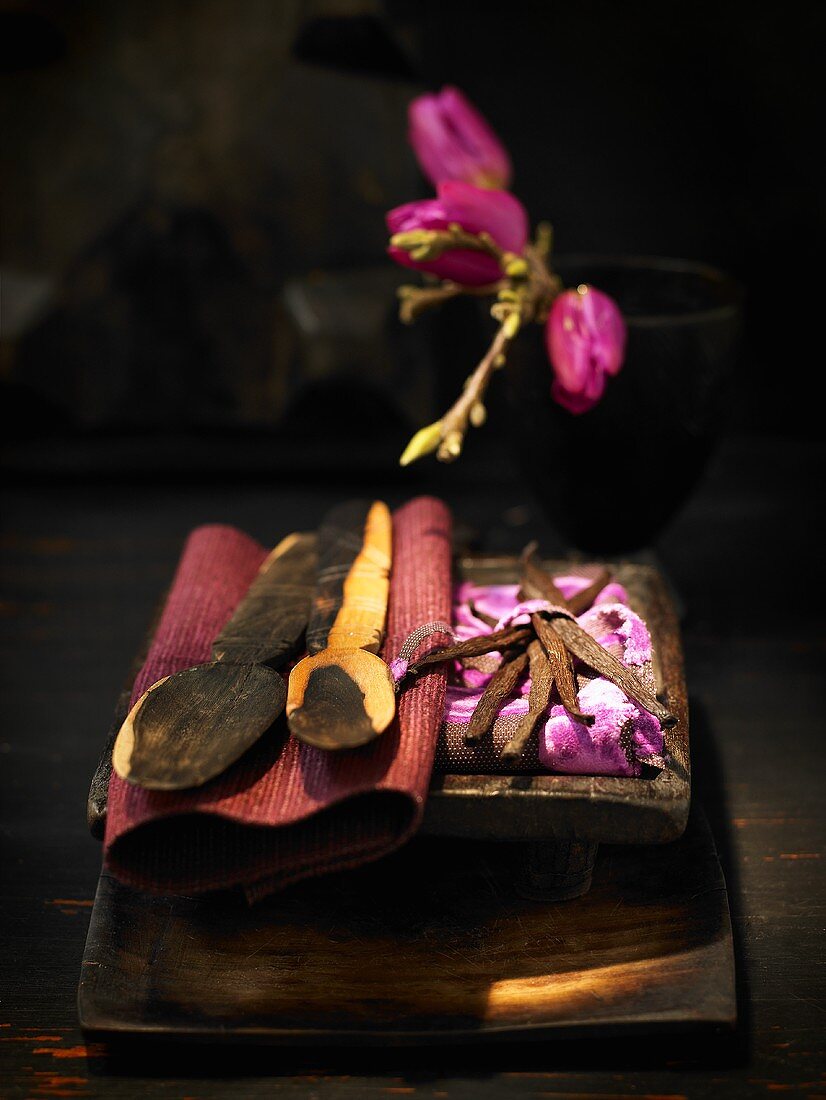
[506,255,743,554]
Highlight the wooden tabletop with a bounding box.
[1,433,823,1098]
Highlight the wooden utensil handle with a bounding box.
[306,500,392,654]
[326,501,391,653]
[211,532,317,667]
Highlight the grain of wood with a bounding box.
[77,808,735,1043]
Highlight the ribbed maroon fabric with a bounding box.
[104,497,452,900]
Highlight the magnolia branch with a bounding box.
[437,317,515,461]
[396,280,503,324]
[395,224,561,466]
[399,317,515,466]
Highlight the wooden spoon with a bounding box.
[112,532,317,790]
[287,500,395,751]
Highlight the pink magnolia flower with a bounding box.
[408,85,512,190]
[386,180,528,287]
[545,286,627,414]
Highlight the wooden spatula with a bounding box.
[287,500,395,751]
[112,532,317,791]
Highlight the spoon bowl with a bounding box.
[111,531,316,791]
[113,663,287,790]
[286,648,395,751]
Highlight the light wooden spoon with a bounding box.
[287,500,395,751]
[112,532,317,790]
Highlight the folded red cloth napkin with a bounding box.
[104,496,452,900]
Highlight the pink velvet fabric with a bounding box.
[434,578,665,777]
[104,497,452,900]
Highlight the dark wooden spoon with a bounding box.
[112,532,317,790]
[287,500,395,751]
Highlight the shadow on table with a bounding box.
[91,1031,742,1082]
[688,694,751,1064]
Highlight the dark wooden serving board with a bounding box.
[78,806,734,1043]
[79,554,727,1043]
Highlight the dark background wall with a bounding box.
[1,0,823,470]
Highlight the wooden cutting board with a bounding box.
[78,805,734,1043]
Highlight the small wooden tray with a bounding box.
[423,557,690,846]
[419,558,689,898]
